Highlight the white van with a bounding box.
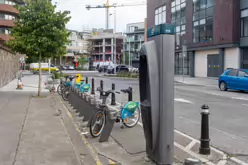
[30,63,59,73]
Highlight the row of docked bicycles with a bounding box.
[57,75,140,138]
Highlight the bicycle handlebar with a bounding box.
[121,87,132,93]
[96,87,120,94]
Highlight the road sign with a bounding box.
[182,45,187,57]
[20,57,25,63]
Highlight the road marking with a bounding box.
[185,140,197,150]
[174,142,215,165]
[231,157,248,165]
[174,98,193,104]
[242,104,248,107]
[217,155,227,165]
[231,97,248,101]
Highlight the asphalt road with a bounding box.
[79,73,248,160]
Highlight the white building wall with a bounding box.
[224,48,240,70]
[194,49,220,77]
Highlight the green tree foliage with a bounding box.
[78,56,88,68]
[7,0,71,96]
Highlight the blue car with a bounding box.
[219,69,248,91]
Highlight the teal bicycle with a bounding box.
[89,87,140,137]
[74,79,91,93]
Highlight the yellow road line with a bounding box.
[57,96,103,165]
[108,159,116,164]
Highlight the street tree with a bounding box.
[78,56,88,69]
[7,0,71,96]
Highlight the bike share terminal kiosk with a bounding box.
[139,24,175,165]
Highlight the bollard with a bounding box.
[86,77,88,84]
[91,78,95,95]
[111,83,116,105]
[128,87,133,101]
[100,80,103,96]
[199,104,211,155]
[184,158,201,165]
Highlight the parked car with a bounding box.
[67,65,75,70]
[219,69,248,92]
[128,66,138,73]
[61,65,68,70]
[107,65,129,74]
[98,65,108,73]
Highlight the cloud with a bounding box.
[53,0,146,32]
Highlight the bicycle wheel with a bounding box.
[57,84,62,95]
[62,87,70,101]
[89,111,106,137]
[123,107,140,128]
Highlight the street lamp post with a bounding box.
[129,39,131,67]
[110,9,117,74]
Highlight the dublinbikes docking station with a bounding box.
[139,23,175,165]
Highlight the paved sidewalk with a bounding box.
[0,71,54,94]
[174,76,218,87]
[0,92,100,165]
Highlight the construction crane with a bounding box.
[85,0,146,29]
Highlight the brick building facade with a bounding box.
[147,0,244,77]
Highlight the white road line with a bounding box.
[231,97,248,101]
[242,104,248,107]
[185,140,197,150]
[174,98,194,104]
[231,157,248,165]
[217,155,227,165]
[174,142,216,165]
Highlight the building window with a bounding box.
[175,52,189,75]
[241,9,248,37]
[192,0,214,43]
[4,0,16,5]
[0,27,10,34]
[172,0,186,45]
[155,5,166,25]
[0,13,16,20]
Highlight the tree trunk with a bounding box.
[38,53,42,96]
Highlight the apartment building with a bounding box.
[124,22,145,62]
[61,29,91,66]
[147,0,243,77]
[88,29,124,66]
[0,0,25,43]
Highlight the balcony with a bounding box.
[0,20,15,27]
[0,4,19,15]
[125,28,145,35]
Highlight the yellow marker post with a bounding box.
[75,74,83,83]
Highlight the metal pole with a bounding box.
[111,83,116,105]
[123,40,125,65]
[86,77,88,84]
[129,39,131,67]
[114,9,117,74]
[128,87,133,101]
[100,80,103,96]
[91,78,95,95]
[199,104,211,155]
[48,58,51,75]
[183,53,184,82]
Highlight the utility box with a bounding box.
[139,24,175,165]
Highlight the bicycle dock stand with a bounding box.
[99,109,117,142]
[68,87,98,122]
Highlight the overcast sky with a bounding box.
[53,0,147,32]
